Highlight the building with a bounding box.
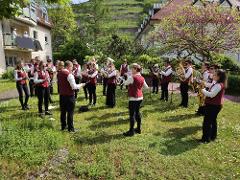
[0,1,52,73]
[136,0,240,62]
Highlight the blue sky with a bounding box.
[71,0,89,4]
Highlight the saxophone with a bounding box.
[192,70,205,106]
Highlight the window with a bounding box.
[5,56,17,67]
[45,36,48,43]
[33,30,38,39]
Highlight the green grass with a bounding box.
[0,79,16,93]
[0,82,240,179]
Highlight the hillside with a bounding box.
[73,0,162,37]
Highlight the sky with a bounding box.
[71,0,89,4]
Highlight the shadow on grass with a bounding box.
[162,113,198,122]
[89,118,128,130]
[85,111,128,121]
[73,132,125,145]
[156,126,201,156]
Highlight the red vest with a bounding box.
[205,83,225,105]
[36,70,49,88]
[107,70,116,85]
[120,64,128,76]
[73,64,80,78]
[161,66,172,84]
[16,69,27,85]
[58,69,75,96]
[88,69,97,85]
[128,75,145,98]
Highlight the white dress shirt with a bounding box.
[88,70,98,78]
[202,83,222,98]
[184,67,193,79]
[161,66,172,76]
[202,70,210,82]
[108,70,117,78]
[14,70,24,81]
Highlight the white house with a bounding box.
[0,1,52,74]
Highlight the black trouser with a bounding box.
[60,95,75,132]
[180,82,189,107]
[106,84,116,107]
[36,86,49,113]
[202,104,222,141]
[103,78,108,95]
[152,78,159,93]
[129,100,142,132]
[74,77,80,99]
[161,82,169,101]
[49,79,54,94]
[29,79,35,97]
[87,84,96,105]
[16,83,29,108]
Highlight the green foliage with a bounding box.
[212,53,240,72]
[0,0,70,19]
[48,4,77,51]
[1,67,14,80]
[226,74,240,95]
[56,38,93,64]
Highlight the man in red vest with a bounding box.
[58,61,85,132]
[119,59,129,90]
[123,63,149,137]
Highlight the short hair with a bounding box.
[65,60,73,68]
[216,69,227,84]
[204,61,210,68]
[131,63,141,72]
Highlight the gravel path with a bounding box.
[0,89,18,101]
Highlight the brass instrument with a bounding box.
[192,69,205,106]
[175,62,185,81]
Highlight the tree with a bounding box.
[48,4,77,51]
[73,0,111,52]
[0,0,70,19]
[149,4,240,61]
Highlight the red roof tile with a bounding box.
[151,0,192,20]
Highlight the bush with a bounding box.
[226,74,240,95]
[1,67,14,80]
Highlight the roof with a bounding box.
[151,0,192,21]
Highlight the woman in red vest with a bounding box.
[106,62,117,108]
[123,63,149,137]
[14,61,30,110]
[200,69,227,143]
[34,61,52,116]
[87,63,98,106]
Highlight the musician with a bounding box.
[123,63,149,137]
[56,61,65,94]
[87,63,98,106]
[27,59,35,97]
[34,61,52,116]
[14,61,30,110]
[101,62,109,96]
[106,62,117,108]
[202,62,210,82]
[46,59,56,104]
[151,64,160,94]
[58,61,85,132]
[160,60,172,101]
[120,59,129,90]
[180,59,193,108]
[199,69,227,143]
[72,59,82,99]
[81,64,89,100]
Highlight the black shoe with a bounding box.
[22,106,26,110]
[123,130,134,137]
[24,105,30,110]
[39,113,45,118]
[134,128,141,134]
[45,111,52,115]
[160,98,164,101]
[68,129,75,133]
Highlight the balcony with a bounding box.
[3,34,42,51]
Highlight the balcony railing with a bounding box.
[3,34,16,46]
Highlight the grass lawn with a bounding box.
[0,84,240,179]
[0,79,16,93]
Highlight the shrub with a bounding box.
[226,74,240,95]
[1,67,14,80]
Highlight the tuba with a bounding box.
[175,62,185,81]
